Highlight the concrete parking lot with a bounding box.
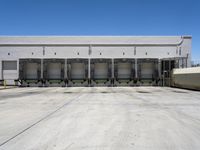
[0,87,200,150]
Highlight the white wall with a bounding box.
[0,60,2,80]
[0,36,192,85]
[0,47,43,59]
[0,45,188,59]
[0,36,191,60]
[45,46,89,58]
[90,46,178,59]
[0,36,184,45]
[181,38,192,67]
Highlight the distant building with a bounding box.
[191,60,200,67]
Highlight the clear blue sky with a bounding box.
[0,0,199,60]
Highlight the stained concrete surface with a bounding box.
[0,87,200,150]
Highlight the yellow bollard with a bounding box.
[3,80,6,89]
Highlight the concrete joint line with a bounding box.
[0,93,83,147]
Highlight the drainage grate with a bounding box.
[172,90,187,93]
[101,91,108,93]
[64,92,73,93]
[136,91,150,93]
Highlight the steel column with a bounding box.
[88,59,91,79]
[135,59,138,78]
[41,59,43,79]
[158,59,161,79]
[64,59,67,79]
[111,59,114,78]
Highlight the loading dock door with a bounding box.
[94,63,108,79]
[141,63,154,79]
[71,63,85,79]
[117,63,131,79]
[47,63,61,79]
[25,63,38,79]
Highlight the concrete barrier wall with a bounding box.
[171,67,200,90]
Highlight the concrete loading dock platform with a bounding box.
[0,87,200,150]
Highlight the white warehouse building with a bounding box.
[0,36,192,87]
